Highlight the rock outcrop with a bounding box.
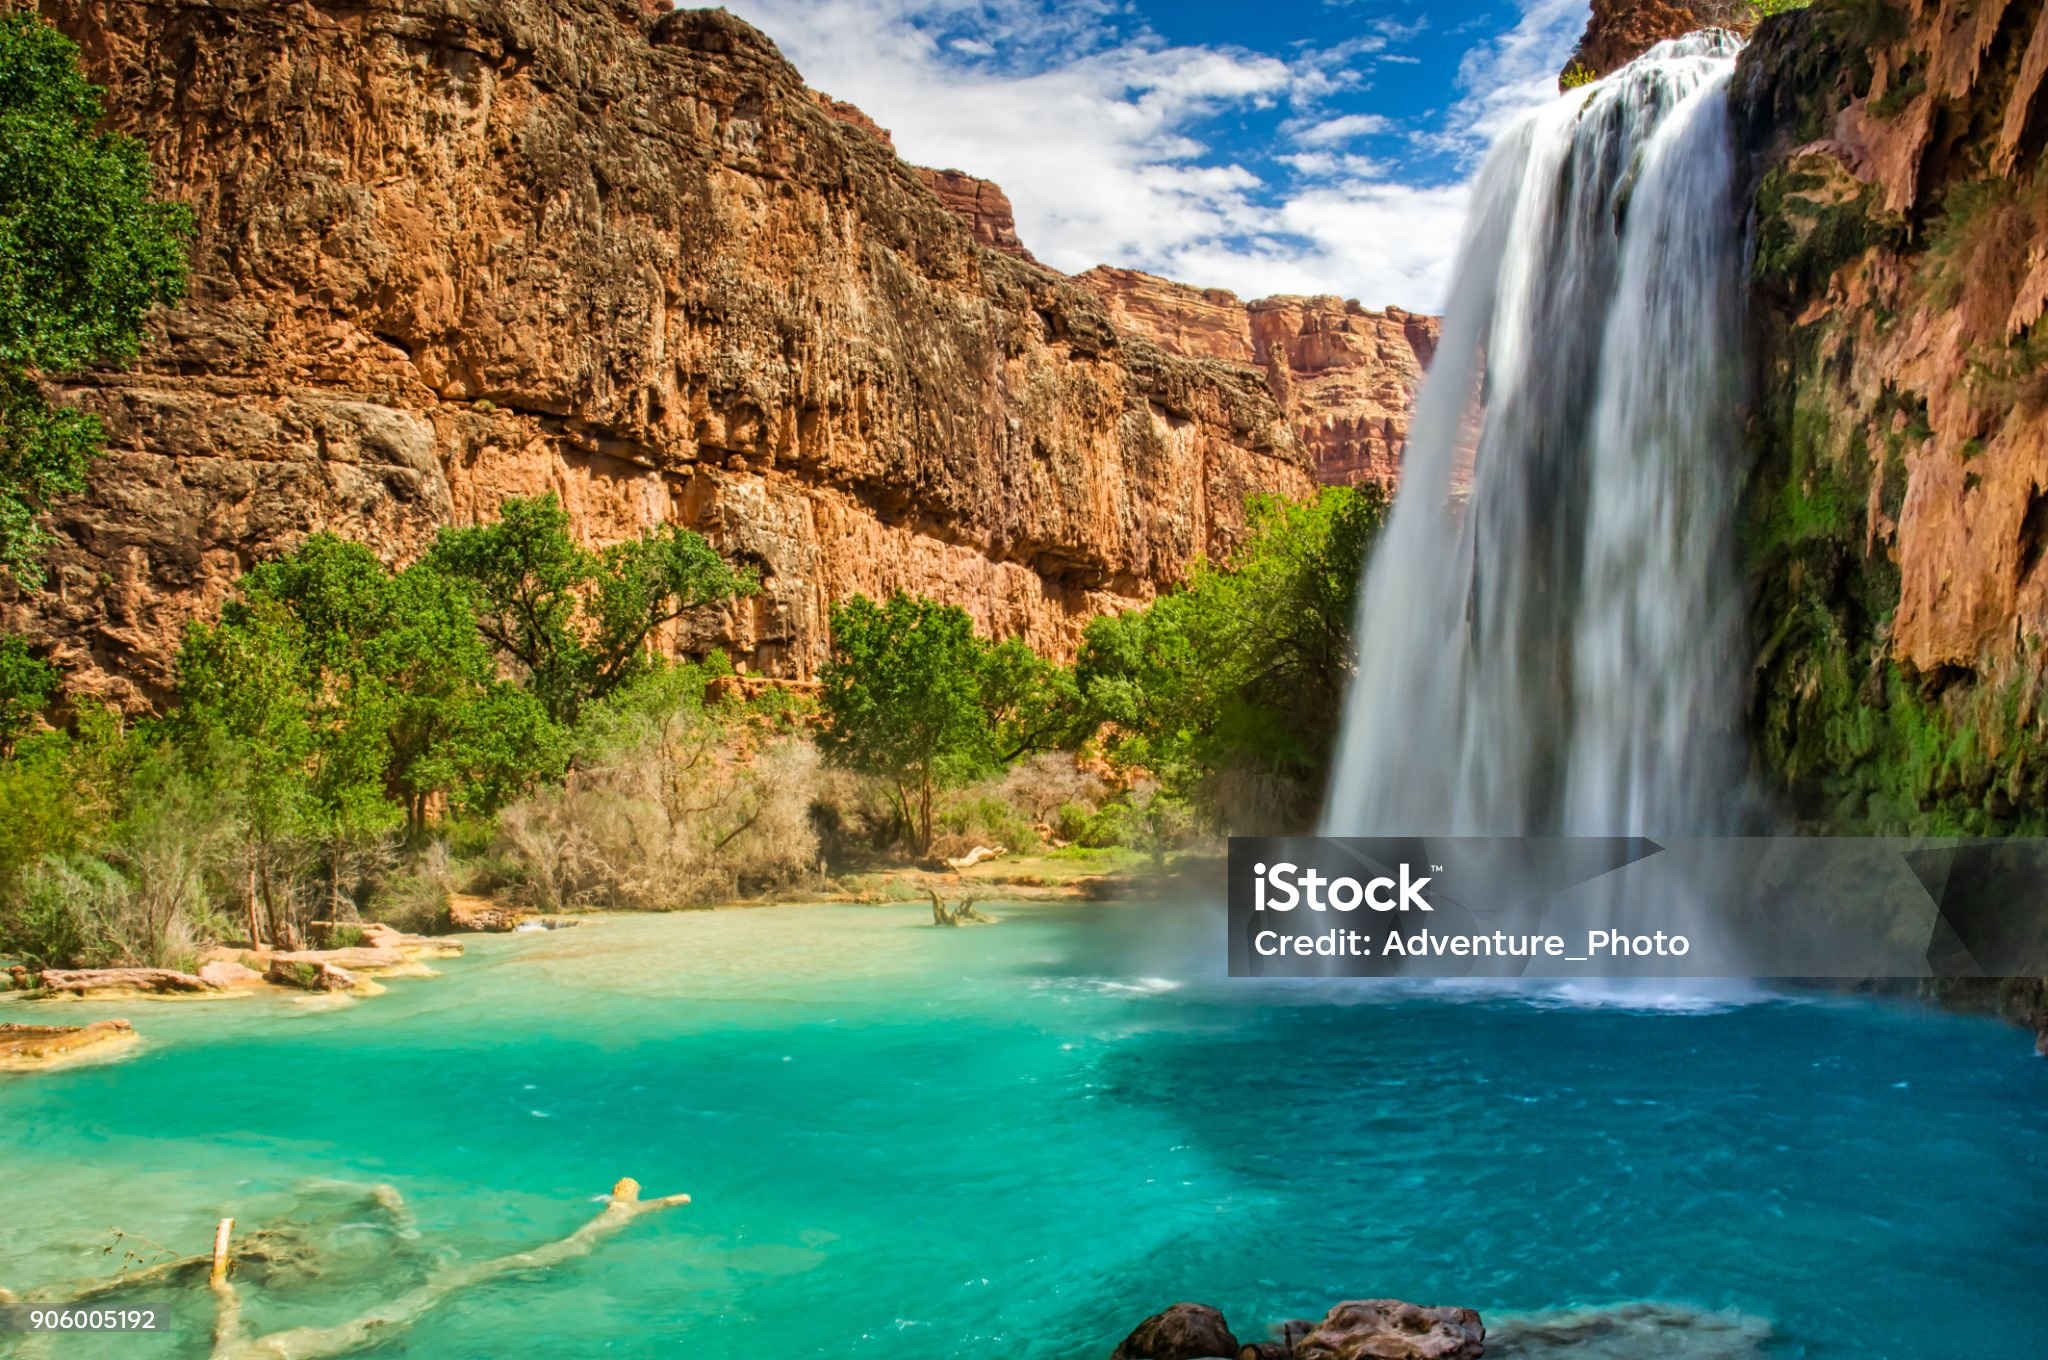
[0,1019,139,1072]
[28,966,218,996]
[1561,0,1756,85]
[1109,1302,1239,1360]
[1290,1301,1484,1360]
[1110,1299,1484,1360]
[1078,267,1437,490]
[810,93,1036,261]
[7,0,1317,710]
[1729,0,2048,831]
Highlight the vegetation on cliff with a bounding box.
[0,11,188,588]
[1734,0,2048,833]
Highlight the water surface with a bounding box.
[2,904,2044,1358]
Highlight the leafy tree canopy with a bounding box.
[1078,484,1387,829]
[426,494,758,722]
[0,12,189,586]
[816,593,1083,852]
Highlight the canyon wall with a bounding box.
[3,0,1330,709]
[1077,268,1439,489]
[1731,0,2048,832]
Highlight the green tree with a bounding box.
[426,494,757,722]
[176,534,565,934]
[818,592,998,853]
[0,11,189,586]
[1077,485,1388,830]
[0,633,55,756]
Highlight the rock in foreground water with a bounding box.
[1112,1299,1485,1360]
[1111,1303,1240,1359]
[31,967,217,996]
[1291,1300,1485,1360]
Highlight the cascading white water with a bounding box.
[1324,32,1748,841]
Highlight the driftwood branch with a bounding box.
[207,1177,688,1360]
[5,1178,686,1360]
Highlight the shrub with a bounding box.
[3,854,204,970]
[997,752,1109,824]
[500,686,824,910]
[1053,801,1095,845]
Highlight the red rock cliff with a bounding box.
[7,0,1316,708]
[1077,267,1438,489]
[1731,0,2048,828]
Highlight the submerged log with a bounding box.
[207,1177,689,1360]
[926,887,998,927]
[9,1178,688,1360]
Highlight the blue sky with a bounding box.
[716,0,1590,311]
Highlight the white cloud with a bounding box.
[717,0,1585,312]
[1288,112,1393,145]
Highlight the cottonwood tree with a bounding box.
[426,494,758,723]
[177,535,562,937]
[1077,484,1389,831]
[818,593,991,854]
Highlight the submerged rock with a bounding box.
[0,1019,138,1071]
[1238,1320,1319,1359]
[1111,1303,1241,1360]
[1291,1301,1485,1360]
[1486,1301,1769,1358]
[197,959,265,988]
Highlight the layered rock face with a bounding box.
[1078,267,1439,489]
[810,93,1035,261]
[1728,0,2048,830]
[6,0,1314,708]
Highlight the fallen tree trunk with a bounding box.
[208,1178,689,1360]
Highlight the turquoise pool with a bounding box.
[2,903,2044,1357]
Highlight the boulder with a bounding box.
[1292,1301,1484,1360]
[198,959,265,988]
[1112,1303,1240,1360]
[448,896,532,933]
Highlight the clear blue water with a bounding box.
[3,903,2045,1358]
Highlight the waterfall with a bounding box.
[1323,32,1748,840]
